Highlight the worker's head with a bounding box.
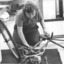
[24,1,38,19]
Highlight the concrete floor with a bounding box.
[0,16,64,63]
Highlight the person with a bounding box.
[13,1,49,49]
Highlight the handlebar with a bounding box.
[40,32,53,41]
[44,32,53,39]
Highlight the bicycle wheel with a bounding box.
[0,20,21,61]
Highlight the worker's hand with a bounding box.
[29,45,33,49]
[43,29,50,38]
[25,44,33,50]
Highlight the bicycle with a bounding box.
[0,19,48,64]
[0,19,64,64]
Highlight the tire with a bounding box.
[0,20,21,62]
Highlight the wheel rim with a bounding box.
[0,20,21,61]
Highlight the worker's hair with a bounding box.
[23,1,38,13]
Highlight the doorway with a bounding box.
[56,0,63,18]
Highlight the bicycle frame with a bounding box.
[0,19,47,64]
[16,39,48,64]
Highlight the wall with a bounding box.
[12,0,56,20]
[38,0,43,15]
[17,0,38,6]
[43,0,56,19]
[0,0,11,1]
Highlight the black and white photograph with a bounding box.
[0,0,64,64]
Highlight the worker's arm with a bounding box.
[17,26,30,47]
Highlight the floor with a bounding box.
[0,16,64,63]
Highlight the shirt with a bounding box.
[15,9,42,33]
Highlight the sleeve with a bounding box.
[15,11,24,27]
